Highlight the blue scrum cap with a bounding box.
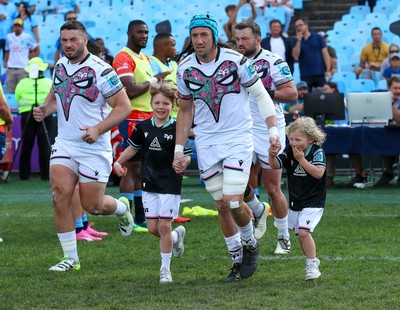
[189,14,218,44]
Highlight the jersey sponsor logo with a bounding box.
[182,60,241,122]
[274,59,284,66]
[101,68,113,76]
[53,63,100,121]
[313,150,324,163]
[164,134,173,141]
[149,137,162,151]
[294,164,307,176]
[252,59,272,89]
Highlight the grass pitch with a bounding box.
[0,174,399,309]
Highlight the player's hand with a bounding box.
[269,134,281,149]
[33,105,46,122]
[113,162,127,176]
[268,143,280,157]
[173,152,188,174]
[80,126,100,144]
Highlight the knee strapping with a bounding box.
[223,169,249,195]
[204,174,223,200]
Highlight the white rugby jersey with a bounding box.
[177,47,259,146]
[249,49,293,132]
[53,54,123,151]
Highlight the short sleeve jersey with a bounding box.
[5,32,37,68]
[177,47,259,146]
[128,117,191,194]
[53,54,123,151]
[249,48,293,132]
[276,143,326,211]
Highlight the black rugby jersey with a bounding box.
[127,117,191,195]
[276,144,326,211]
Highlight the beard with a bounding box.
[63,44,85,61]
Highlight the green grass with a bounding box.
[1,174,400,309]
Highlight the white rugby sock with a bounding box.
[237,221,257,247]
[247,196,265,218]
[57,231,78,261]
[224,232,242,264]
[161,252,172,270]
[275,215,289,238]
[113,198,127,216]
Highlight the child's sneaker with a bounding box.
[305,258,321,280]
[159,267,173,283]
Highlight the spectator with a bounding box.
[149,33,178,117]
[94,37,113,65]
[318,31,338,74]
[354,27,389,79]
[15,1,39,57]
[375,76,400,186]
[15,57,52,180]
[292,18,332,91]
[283,80,308,115]
[357,0,376,13]
[47,0,79,14]
[380,44,399,80]
[261,19,294,74]
[4,18,37,93]
[0,0,17,62]
[270,0,294,37]
[382,53,400,85]
[223,0,257,43]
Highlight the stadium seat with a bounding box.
[5,93,18,109]
[333,20,356,32]
[265,7,285,25]
[349,5,370,17]
[373,3,393,17]
[111,0,134,7]
[341,13,364,25]
[375,79,388,91]
[341,61,359,73]
[335,45,355,58]
[292,0,303,10]
[332,72,357,85]
[365,13,387,24]
[349,79,375,92]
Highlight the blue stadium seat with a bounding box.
[292,0,303,10]
[349,79,376,92]
[341,61,359,73]
[341,13,364,25]
[334,20,356,32]
[365,13,387,24]
[332,71,357,85]
[375,79,388,91]
[335,45,355,58]
[5,93,18,110]
[265,7,285,25]
[350,5,370,17]
[373,3,393,17]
